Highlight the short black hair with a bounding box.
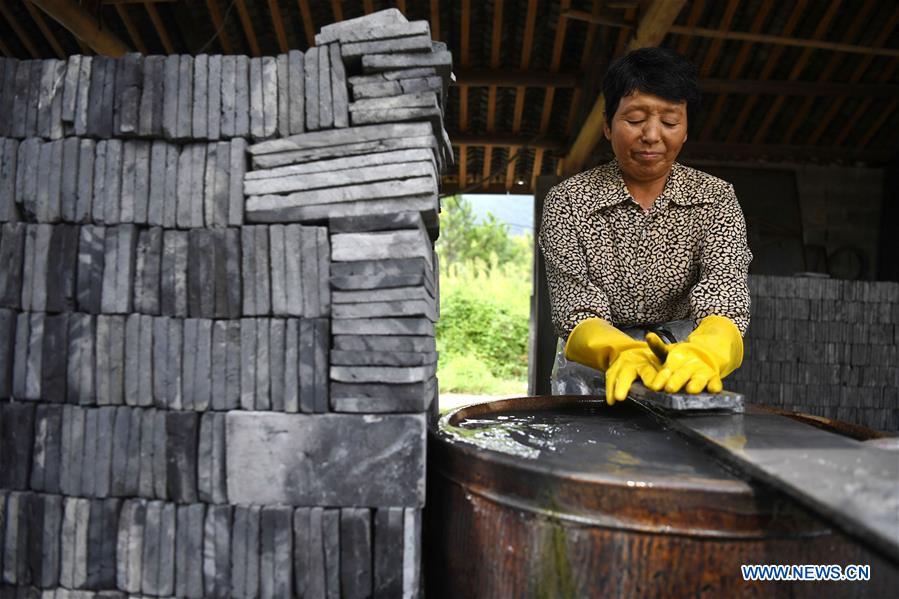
[602,47,701,127]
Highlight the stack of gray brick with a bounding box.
[0,8,446,597]
[728,275,899,431]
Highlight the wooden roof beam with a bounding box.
[811,10,899,145]
[297,0,315,49]
[235,0,260,56]
[698,0,770,139]
[205,0,234,54]
[562,0,686,176]
[751,0,842,144]
[114,2,148,54]
[28,0,130,56]
[454,69,578,87]
[330,0,343,22]
[506,0,538,191]
[723,0,806,144]
[0,38,13,57]
[23,1,67,58]
[268,0,289,53]
[144,1,175,54]
[780,0,877,144]
[458,0,471,189]
[451,133,564,151]
[482,0,504,190]
[430,0,440,42]
[0,1,43,58]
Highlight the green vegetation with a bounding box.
[436,196,532,395]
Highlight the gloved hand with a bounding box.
[565,318,662,405]
[646,315,744,394]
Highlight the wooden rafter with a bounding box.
[458,0,470,189]
[565,0,603,137]
[723,0,806,144]
[669,23,899,59]
[535,0,572,182]
[205,0,234,54]
[29,0,130,56]
[613,5,635,58]
[430,0,440,42]
[810,10,899,145]
[751,0,842,144]
[834,59,899,146]
[330,0,343,22]
[24,1,66,58]
[454,69,577,87]
[780,0,876,144]
[364,0,376,15]
[0,1,42,58]
[234,0,260,56]
[297,0,315,49]
[858,98,898,149]
[451,134,564,151]
[114,2,148,54]
[675,0,705,55]
[144,1,175,54]
[698,0,738,76]
[699,0,773,140]
[563,0,686,175]
[0,38,13,56]
[268,0,289,53]
[506,0,538,191]
[482,0,504,189]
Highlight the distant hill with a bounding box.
[462,194,534,237]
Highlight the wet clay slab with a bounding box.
[447,401,742,483]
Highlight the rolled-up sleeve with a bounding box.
[539,184,612,338]
[688,184,753,335]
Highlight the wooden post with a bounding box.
[528,175,561,396]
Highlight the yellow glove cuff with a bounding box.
[687,315,744,377]
[565,318,645,372]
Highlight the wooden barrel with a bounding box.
[425,396,899,598]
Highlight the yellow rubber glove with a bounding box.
[646,315,744,394]
[565,318,662,405]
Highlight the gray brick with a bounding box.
[262,56,278,138]
[304,48,319,130]
[226,412,426,506]
[294,507,326,598]
[220,55,237,138]
[193,54,209,140]
[177,55,194,139]
[208,54,222,140]
[330,43,348,128]
[287,49,305,135]
[239,319,256,410]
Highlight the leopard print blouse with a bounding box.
[539,160,752,338]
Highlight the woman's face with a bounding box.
[604,91,688,185]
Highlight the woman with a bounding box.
[540,47,752,404]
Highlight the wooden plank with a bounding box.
[114,3,148,55]
[430,0,440,42]
[482,0,504,189]
[28,0,130,56]
[750,0,842,144]
[675,0,705,55]
[699,0,774,140]
[565,0,603,137]
[563,0,685,175]
[781,0,877,144]
[834,59,899,146]
[0,38,12,56]
[698,0,739,77]
[330,0,343,22]
[858,98,898,149]
[809,10,899,145]
[297,0,315,49]
[669,23,899,59]
[458,0,470,189]
[454,69,578,88]
[268,0,288,53]
[24,0,67,58]
[235,0,260,57]
[450,133,563,150]
[0,1,43,58]
[144,0,175,54]
[723,0,806,143]
[393,0,404,15]
[506,0,538,191]
[205,0,234,54]
[700,79,899,98]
